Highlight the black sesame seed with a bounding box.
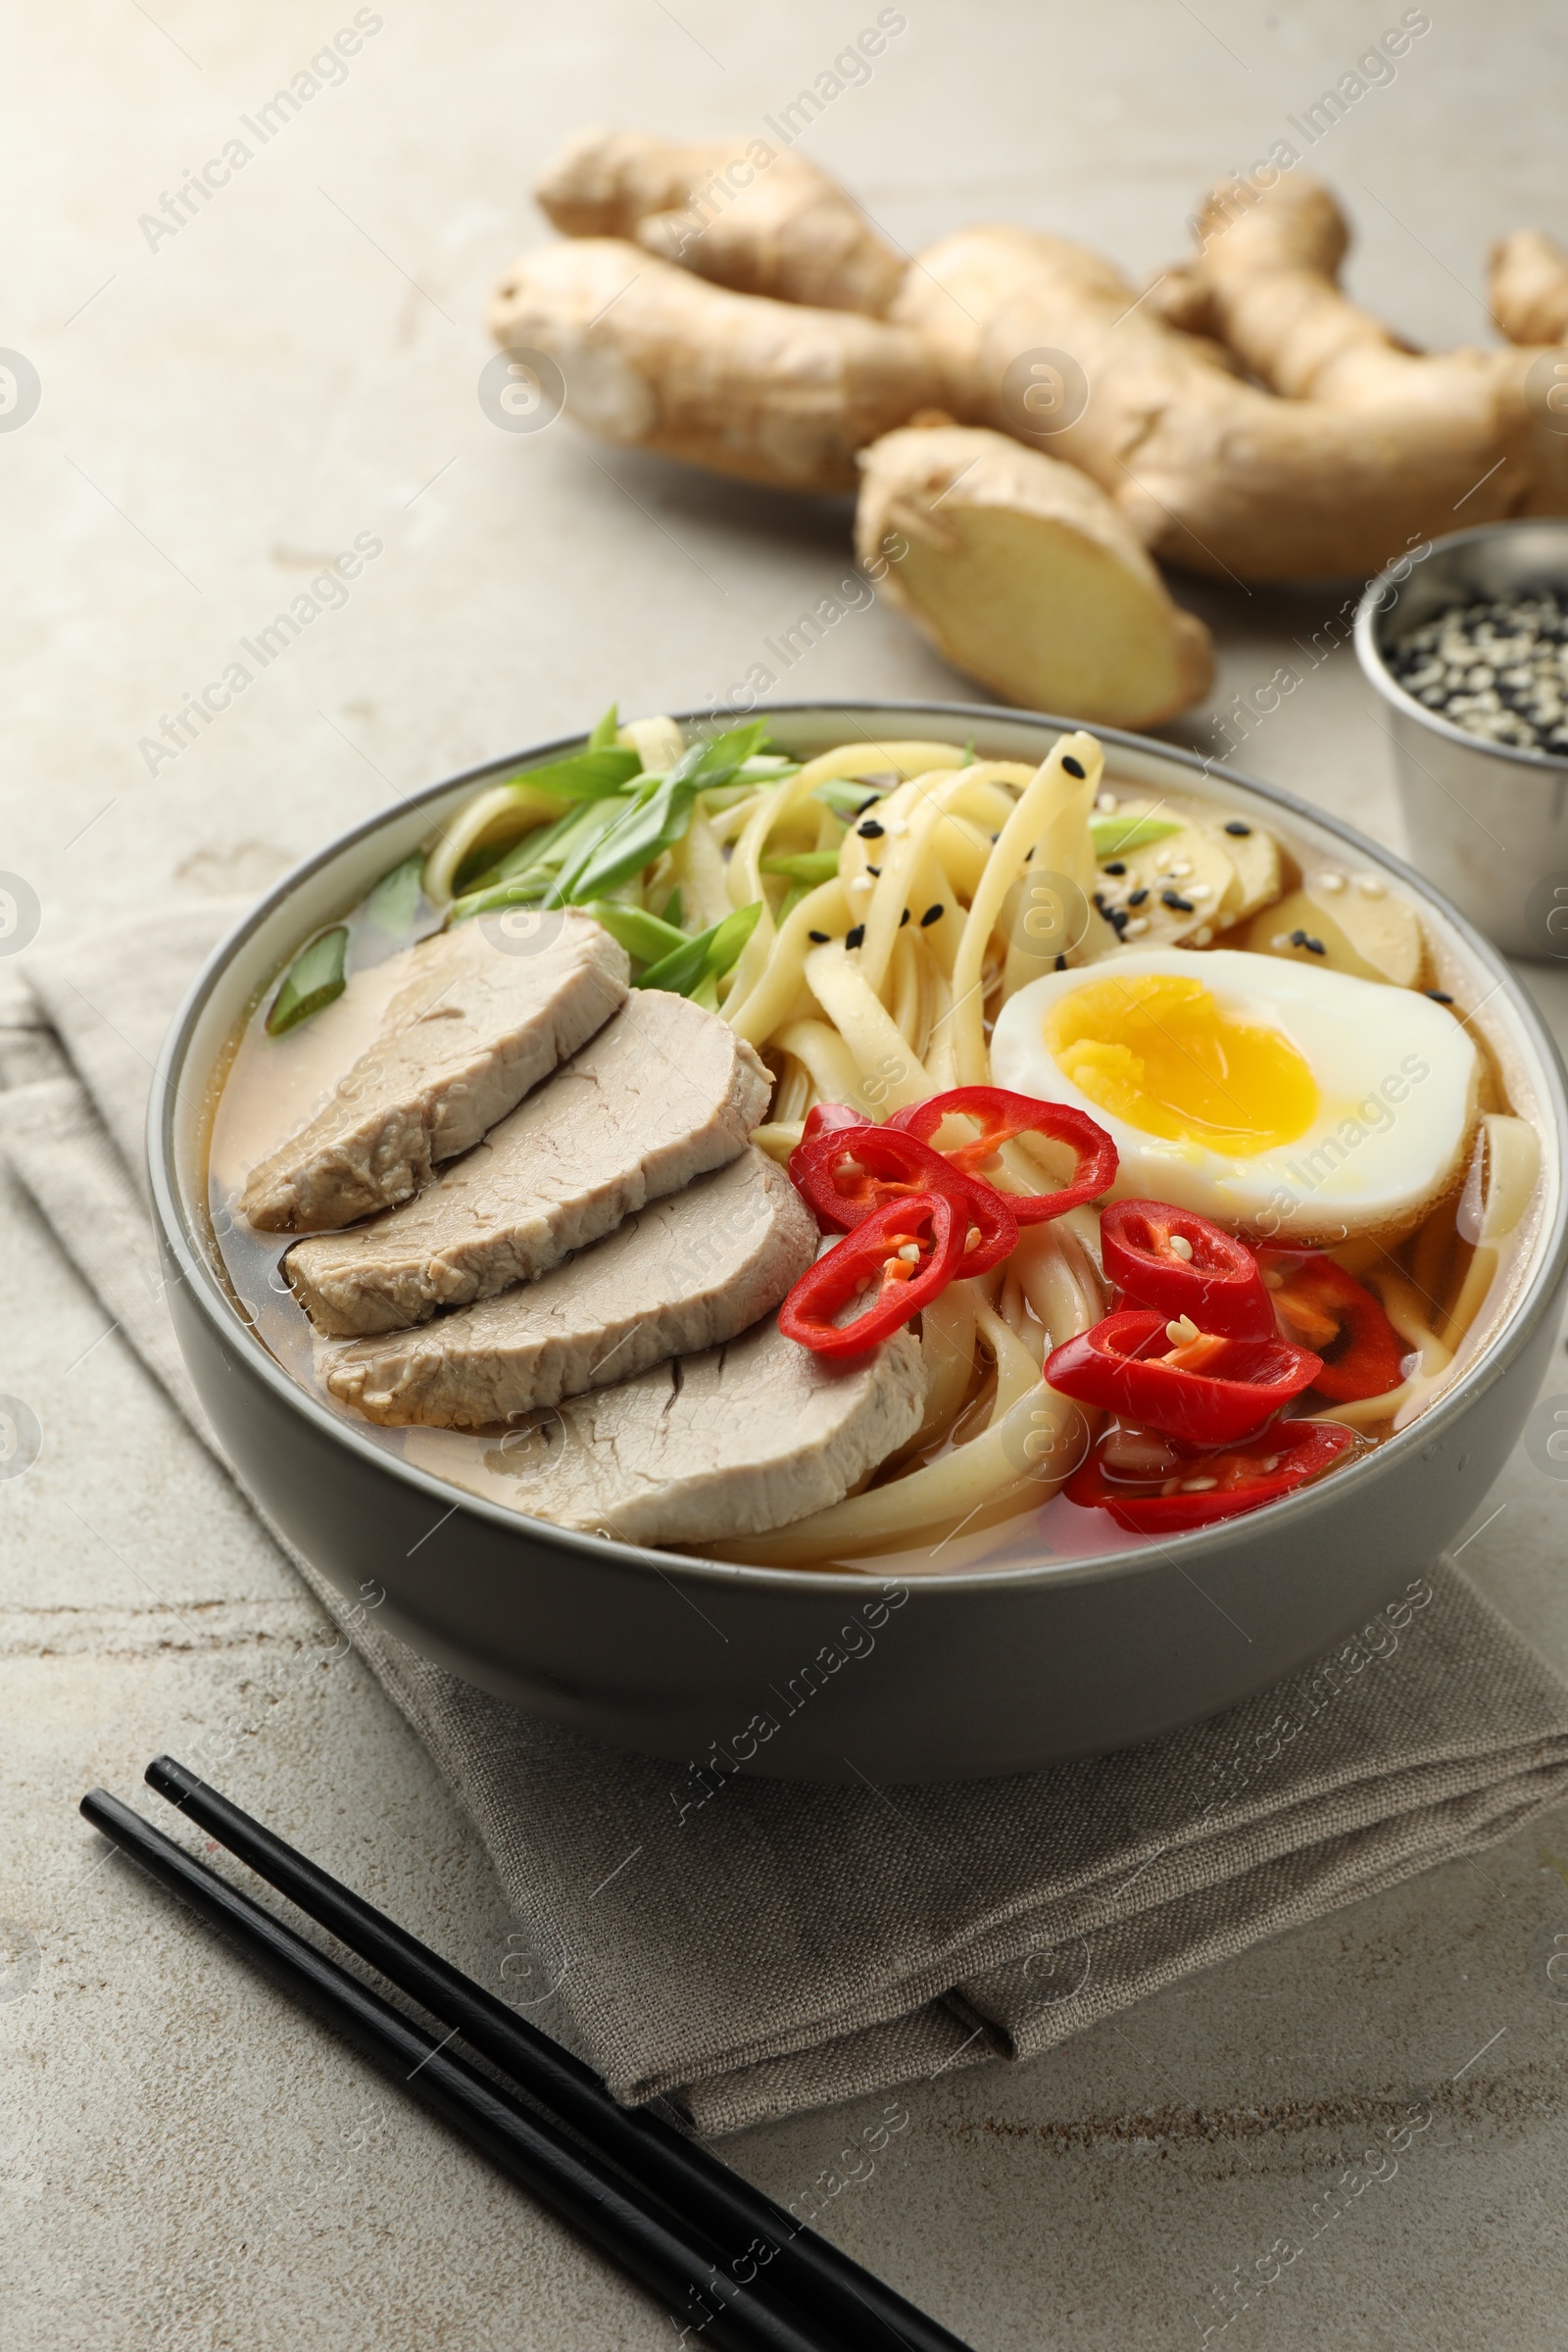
[1054,953,1067,971]
[1162,891,1195,912]
[1303,936,1326,955]
[1289,928,1308,947]
[845,924,865,950]
[857,818,885,838]
[865,864,881,877]
[1426,989,1454,1004]
[1108,907,1129,933]
[808,929,829,943]
[1103,860,1127,876]
[920,904,943,926]
[900,906,910,925]
[1224,820,1252,837]
[1062,755,1086,778]
[1127,887,1149,906]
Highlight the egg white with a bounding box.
[990,947,1480,1242]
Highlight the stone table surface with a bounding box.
[4,3,1568,2346]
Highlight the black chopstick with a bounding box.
[80,1788,832,2352]
[145,1754,975,2352]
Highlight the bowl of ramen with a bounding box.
[149,701,1568,1782]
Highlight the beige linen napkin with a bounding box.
[6,903,1568,2135]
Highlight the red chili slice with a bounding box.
[778,1191,963,1358]
[887,1086,1117,1223]
[798,1101,866,1154]
[788,1122,1018,1277]
[1101,1199,1275,1341]
[1064,1421,1357,1532]
[1045,1308,1322,1446]
[1257,1249,1405,1402]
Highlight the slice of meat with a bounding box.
[463,1314,926,1547]
[286,991,772,1337]
[322,1148,815,1428]
[241,911,628,1233]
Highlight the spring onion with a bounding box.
[266,927,349,1037]
[550,723,767,906]
[364,853,424,934]
[760,849,841,886]
[1090,813,1182,857]
[633,900,762,997]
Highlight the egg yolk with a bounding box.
[1042,973,1318,1155]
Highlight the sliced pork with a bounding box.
[287,990,771,1337]
[323,1148,814,1428]
[471,1315,926,1548]
[242,911,628,1233]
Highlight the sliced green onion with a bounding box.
[1090,813,1183,858]
[959,737,976,766]
[266,927,349,1037]
[364,853,424,934]
[581,901,689,966]
[776,881,809,924]
[812,776,896,817]
[498,746,641,801]
[760,850,841,884]
[552,723,767,906]
[659,886,683,929]
[587,701,620,752]
[633,900,762,998]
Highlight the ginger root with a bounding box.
[856,423,1214,725]
[1490,228,1568,349]
[488,238,938,492]
[893,178,1568,580]
[499,137,1568,594]
[534,127,906,316]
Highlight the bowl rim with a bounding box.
[147,697,1568,1603]
[1354,517,1568,774]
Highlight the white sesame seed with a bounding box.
[1354,874,1385,898]
[1123,915,1150,937]
[1097,791,1118,811]
[1317,870,1346,893]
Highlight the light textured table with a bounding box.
[4,5,1568,2345]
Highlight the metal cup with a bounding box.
[1354,518,1568,960]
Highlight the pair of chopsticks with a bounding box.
[82,1760,974,2352]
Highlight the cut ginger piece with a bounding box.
[1245,869,1425,987]
[855,424,1214,727]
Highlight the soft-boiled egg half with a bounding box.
[991,947,1480,1243]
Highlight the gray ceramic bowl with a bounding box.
[147,703,1568,1784]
